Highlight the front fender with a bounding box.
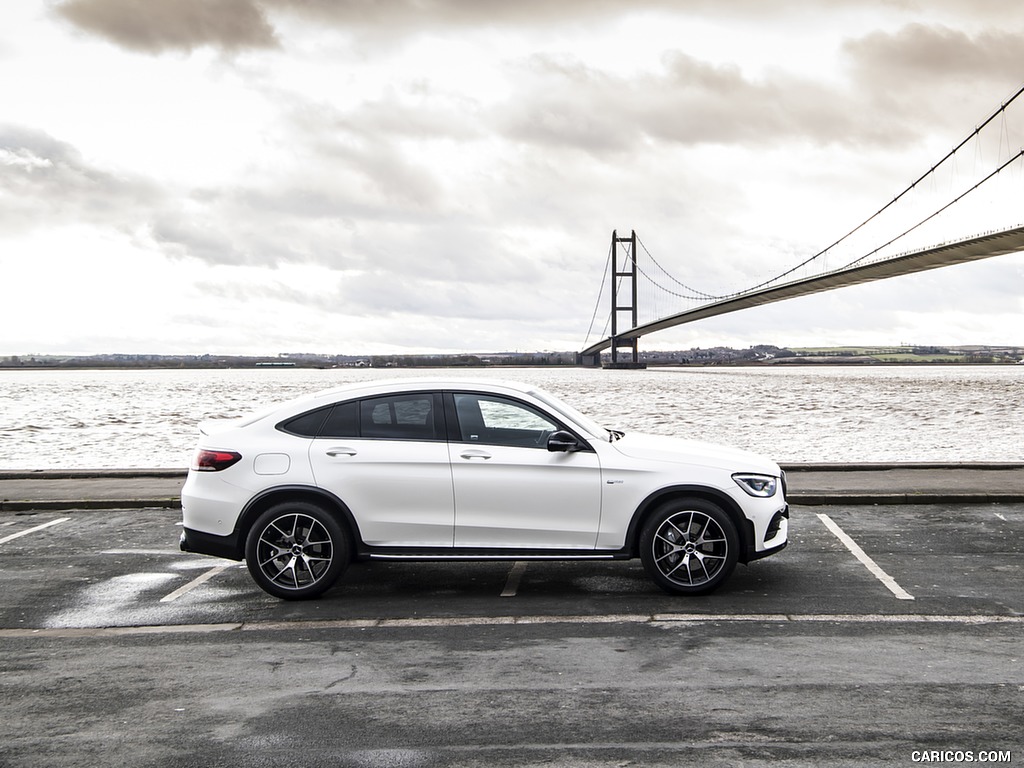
[624,485,754,561]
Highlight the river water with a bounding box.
[0,366,1020,469]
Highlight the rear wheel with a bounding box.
[245,501,349,600]
[640,499,738,595]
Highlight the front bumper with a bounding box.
[743,503,789,562]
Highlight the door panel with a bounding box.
[310,439,454,546]
[450,443,602,548]
[448,393,602,549]
[308,392,454,547]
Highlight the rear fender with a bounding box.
[237,485,362,552]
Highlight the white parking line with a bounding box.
[160,565,233,603]
[101,549,183,556]
[817,513,914,601]
[5,612,1024,639]
[0,517,70,545]
[501,561,528,597]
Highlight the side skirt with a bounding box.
[359,547,632,563]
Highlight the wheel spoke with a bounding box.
[268,521,291,541]
[665,516,690,541]
[654,548,681,565]
[663,553,692,583]
[264,555,297,586]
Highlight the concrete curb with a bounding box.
[3,461,1024,481]
[2,462,1024,481]
[790,492,1024,506]
[0,469,187,481]
[3,463,1023,512]
[0,498,182,513]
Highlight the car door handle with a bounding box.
[459,449,492,460]
[325,446,358,457]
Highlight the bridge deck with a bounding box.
[581,225,1024,357]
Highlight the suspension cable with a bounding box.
[733,80,1024,294]
[583,237,614,347]
[629,80,1024,302]
[840,147,1024,270]
[587,82,1024,334]
[634,235,718,299]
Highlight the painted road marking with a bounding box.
[817,513,914,601]
[0,517,70,545]
[501,561,528,597]
[4,612,1024,638]
[160,565,234,603]
[101,549,185,556]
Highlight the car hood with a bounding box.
[609,432,780,475]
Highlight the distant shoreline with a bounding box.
[1,360,1021,371]
[2,344,1022,370]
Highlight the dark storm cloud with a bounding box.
[54,0,278,53]
[0,124,159,233]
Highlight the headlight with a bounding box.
[733,473,778,498]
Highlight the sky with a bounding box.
[2,0,1024,357]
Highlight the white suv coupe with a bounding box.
[180,379,788,599]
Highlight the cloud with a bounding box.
[0,124,159,235]
[265,0,1024,31]
[54,0,279,53]
[493,52,901,155]
[845,23,1024,91]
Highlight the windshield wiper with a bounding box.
[608,429,625,441]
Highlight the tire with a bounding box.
[639,498,738,596]
[244,501,349,600]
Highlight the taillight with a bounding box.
[191,449,242,472]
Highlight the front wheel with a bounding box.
[639,499,738,596]
[245,501,349,600]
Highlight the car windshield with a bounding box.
[527,388,615,441]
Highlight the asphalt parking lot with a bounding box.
[1,502,1022,767]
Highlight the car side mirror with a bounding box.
[547,430,581,453]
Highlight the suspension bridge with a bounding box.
[581,85,1024,368]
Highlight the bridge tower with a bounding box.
[605,229,646,369]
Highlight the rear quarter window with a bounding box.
[278,407,331,437]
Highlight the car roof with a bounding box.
[261,377,542,417]
[314,377,536,399]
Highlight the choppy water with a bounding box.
[0,366,1020,468]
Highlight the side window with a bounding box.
[454,394,559,447]
[319,401,359,438]
[279,407,330,437]
[360,394,437,440]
